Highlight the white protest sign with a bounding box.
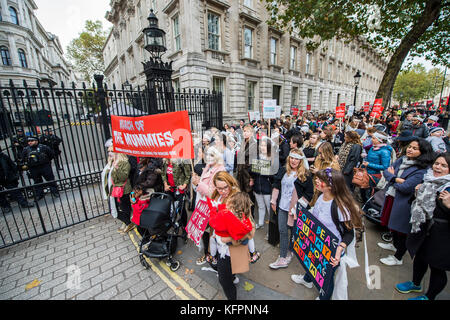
[347,105,355,117]
[263,99,277,119]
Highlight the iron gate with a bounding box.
[0,77,222,249]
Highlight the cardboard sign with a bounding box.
[291,206,339,298]
[251,159,272,175]
[111,111,193,159]
[363,102,370,112]
[229,244,250,274]
[263,99,277,119]
[185,200,211,246]
[347,105,355,117]
[248,111,261,122]
[336,104,346,118]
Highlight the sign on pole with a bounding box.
[370,98,383,119]
[347,105,355,117]
[263,99,277,119]
[336,103,345,118]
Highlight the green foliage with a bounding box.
[66,20,109,82]
[265,0,449,66]
[393,64,449,105]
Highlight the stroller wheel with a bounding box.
[140,255,151,270]
[381,232,393,243]
[170,261,180,272]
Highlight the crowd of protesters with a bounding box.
[102,104,450,301]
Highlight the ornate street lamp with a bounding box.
[353,70,362,107]
[143,9,167,60]
[142,9,174,114]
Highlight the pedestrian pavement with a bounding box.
[0,212,449,300]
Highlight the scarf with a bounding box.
[385,158,417,198]
[410,169,450,233]
[372,143,387,151]
[338,142,354,170]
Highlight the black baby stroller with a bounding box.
[138,192,185,272]
[361,188,393,242]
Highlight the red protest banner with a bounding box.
[336,104,345,118]
[363,102,370,112]
[306,105,312,111]
[291,107,299,116]
[111,110,194,159]
[185,200,211,246]
[371,98,383,118]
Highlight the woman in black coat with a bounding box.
[396,153,450,300]
[337,131,363,191]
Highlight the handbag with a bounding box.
[352,166,370,189]
[111,180,127,199]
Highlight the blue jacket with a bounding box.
[381,157,427,234]
[366,145,393,175]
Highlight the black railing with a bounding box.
[0,76,223,249]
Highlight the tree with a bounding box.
[393,64,429,106]
[265,0,449,109]
[66,20,109,82]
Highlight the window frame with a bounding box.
[270,37,277,65]
[247,80,256,111]
[9,6,19,25]
[207,12,221,51]
[18,49,28,68]
[243,27,253,59]
[290,46,297,70]
[172,14,181,51]
[1,46,12,66]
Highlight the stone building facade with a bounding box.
[0,0,78,87]
[103,0,388,123]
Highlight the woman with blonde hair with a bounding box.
[269,148,310,269]
[302,132,321,166]
[310,142,340,206]
[192,146,226,265]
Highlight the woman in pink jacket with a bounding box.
[192,146,226,265]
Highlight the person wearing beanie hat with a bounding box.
[426,115,440,129]
[411,115,429,139]
[426,127,447,153]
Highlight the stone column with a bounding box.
[7,33,20,67]
[1,0,9,22]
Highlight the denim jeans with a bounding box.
[278,208,291,258]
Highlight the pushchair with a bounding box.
[361,187,393,243]
[137,192,185,272]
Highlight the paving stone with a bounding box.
[130,291,148,300]
[194,281,219,300]
[112,290,131,300]
[29,259,55,275]
[66,252,88,265]
[39,275,66,293]
[129,278,151,297]
[100,257,121,273]
[2,269,30,286]
[74,283,102,300]
[88,255,110,270]
[95,286,118,300]
[90,269,113,287]
[145,281,166,299]
[101,273,124,291]
[95,245,116,259]
[116,275,141,293]
[160,287,176,300]
[112,259,135,276]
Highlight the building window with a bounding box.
[9,7,19,25]
[291,86,298,106]
[18,49,27,68]
[319,58,323,78]
[0,46,11,66]
[328,62,332,80]
[307,89,313,107]
[173,15,181,51]
[306,53,311,74]
[244,27,253,58]
[248,81,256,111]
[270,38,277,65]
[290,46,296,70]
[208,12,220,51]
[272,85,281,105]
[244,0,253,8]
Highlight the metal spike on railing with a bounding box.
[82,82,86,89]
[71,82,76,89]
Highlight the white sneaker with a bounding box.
[233,276,239,284]
[269,256,288,269]
[285,252,294,264]
[380,255,403,266]
[291,274,313,289]
[377,242,396,252]
[255,223,263,230]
